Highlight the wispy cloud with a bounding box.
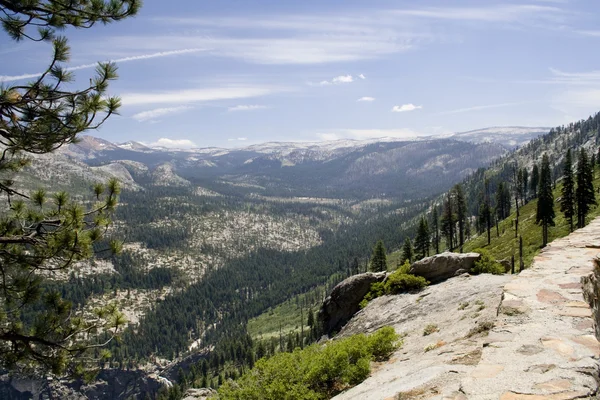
[147,138,197,149]
[439,102,526,115]
[121,86,281,106]
[392,104,422,112]
[0,48,205,83]
[228,105,268,112]
[392,5,563,23]
[575,30,600,37]
[358,74,366,80]
[132,106,192,122]
[357,97,375,102]
[228,137,248,142]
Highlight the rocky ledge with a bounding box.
[334,218,600,400]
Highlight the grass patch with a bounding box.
[247,281,334,339]
[423,324,439,336]
[465,320,494,338]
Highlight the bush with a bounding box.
[360,282,385,308]
[218,327,401,400]
[360,269,428,308]
[367,326,400,361]
[471,249,505,275]
[384,271,428,295]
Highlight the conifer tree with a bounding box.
[531,164,540,198]
[576,148,596,228]
[431,206,440,254]
[454,184,467,253]
[483,179,492,245]
[0,0,140,374]
[522,168,529,203]
[441,193,457,251]
[560,149,575,232]
[401,238,414,264]
[369,240,388,272]
[414,216,430,259]
[536,154,555,246]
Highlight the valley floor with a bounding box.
[333,217,600,400]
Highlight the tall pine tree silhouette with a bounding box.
[576,148,596,228]
[536,154,555,247]
[560,149,575,232]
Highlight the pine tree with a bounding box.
[522,168,529,203]
[431,206,440,254]
[576,148,596,228]
[401,238,414,264]
[536,154,555,246]
[0,0,140,374]
[531,164,540,198]
[560,149,575,232]
[454,184,467,253]
[441,193,457,251]
[414,217,430,259]
[369,240,388,272]
[483,178,492,245]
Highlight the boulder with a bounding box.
[410,252,481,283]
[318,272,387,336]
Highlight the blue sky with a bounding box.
[3,0,600,148]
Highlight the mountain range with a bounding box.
[53,126,548,201]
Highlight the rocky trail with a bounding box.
[333,218,600,400]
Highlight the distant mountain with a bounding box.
[449,126,549,148]
[117,140,153,152]
[57,135,509,200]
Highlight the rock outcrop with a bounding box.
[318,272,386,336]
[333,217,600,400]
[409,251,481,283]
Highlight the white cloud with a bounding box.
[439,102,526,115]
[121,86,280,106]
[357,97,375,102]
[358,74,366,80]
[148,138,197,149]
[0,48,205,82]
[315,75,354,86]
[132,106,192,122]
[332,75,353,84]
[228,137,249,141]
[228,105,268,112]
[392,104,422,112]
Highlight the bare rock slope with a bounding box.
[334,218,600,400]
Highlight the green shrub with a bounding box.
[218,327,400,400]
[470,249,505,275]
[360,270,428,308]
[367,326,400,361]
[384,271,428,295]
[359,281,385,309]
[397,260,411,274]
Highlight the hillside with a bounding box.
[463,163,600,267]
[331,218,600,399]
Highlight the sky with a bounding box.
[2,0,600,148]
